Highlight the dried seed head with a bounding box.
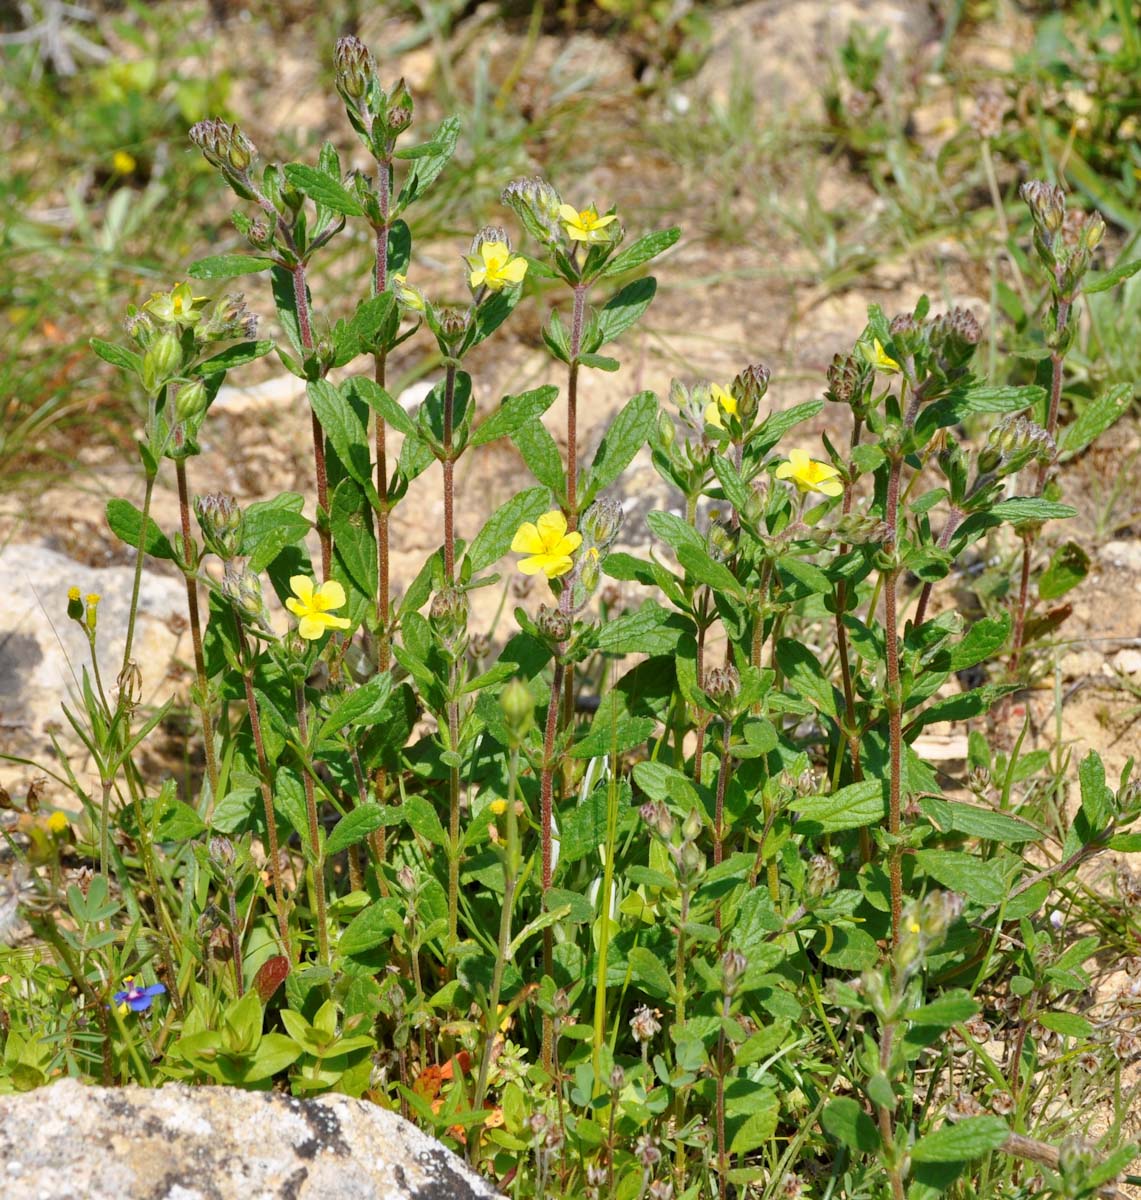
[221,560,269,630]
[201,292,258,342]
[704,665,740,712]
[970,86,1008,140]
[630,1004,662,1043]
[608,1064,625,1092]
[634,1134,661,1168]
[806,853,840,897]
[536,604,571,644]
[436,307,469,341]
[825,352,872,411]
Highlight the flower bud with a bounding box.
[200,292,258,342]
[1080,211,1106,253]
[391,273,426,314]
[436,307,468,343]
[333,35,377,103]
[536,604,571,644]
[825,352,871,412]
[500,678,534,744]
[832,514,889,545]
[67,586,84,623]
[640,799,674,841]
[195,492,244,560]
[84,592,101,635]
[142,331,183,392]
[608,1065,625,1092]
[730,362,770,425]
[1020,179,1065,235]
[888,312,925,358]
[704,665,741,714]
[470,225,510,257]
[579,498,623,555]
[806,853,839,897]
[929,307,982,377]
[222,561,269,629]
[682,807,703,843]
[721,949,747,995]
[190,118,257,174]
[397,865,416,893]
[501,176,565,248]
[429,586,468,649]
[174,378,208,426]
[655,409,676,451]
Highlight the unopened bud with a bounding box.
[825,352,871,411]
[397,865,416,893]
[730,362,770,424]
[536,604,571,644]
[436,307,468,342]
[174,378,208,425]
[888,312,925,358]
[190,118,257,174]
[500,678,534,744]
[640,800,674,841]
[222,561,268,629]
[1020,179,1065,235]
[704,665,740,714]
[429,586,468,648]
[67,586,84,623]
[391,273,426,314]
[195,492,244,560]
[579,498,623,554]
[608,1065,625,1092]
[142,331,182,392]
[721,949,747,994]
[501,176,565,248]
[200,292,258,342]
[1080,211,1106,253]
[333,35,377,103]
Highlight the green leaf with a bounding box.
[600,227,681,277]
[462,287,522,355]
[330,478,377,601]
[318,673,392,742]
[394,115,460,207]
[511,420,565,498]
[283,163,365,216]
[752,400,825,454]
[628,946,674,999]
[466,487,552,574]
[106,499,175,561]
[729,1102,779,1156]
[821,1098,880,1153]
[676,544,745,597]
[401,795,448,847]
[596,601,686,655]
[387,220,412,277]
[794,780,886,833]
[339,899,402,956]
[196,340,275,376]
[711,455,753,516]
[577,353,619,371]
[592,277,657,348]
[1037,1010,1093,1038]
[948,615,1010,671]
[583,390,657,503]
[326,807,388,857]
[916,385,1045,441]
[989,498,1077,522]
[907,991,980,1031]
[1078,750,1111,833]
[188,254,276,280]
[909,683,1016,732]
[1037,540,1089,601]
[90,338,141,374]
[775,639,837,718]
[1083,257,1141,293]
[913,850,1008,906]
[346,375,417,438]
[242,493,310,573]
[471,386,558,448]
[1057,384,1131,460]
[910,1117,1009,1163]
[918,797,1041,843]
[308,380,377,503]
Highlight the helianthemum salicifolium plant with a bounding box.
[4,28,1141,1200]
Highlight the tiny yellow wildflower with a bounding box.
[871,339,901,373]
[144,282,203,327]
[46,811,69,835]
[703,384,737,431]
[467,241,528,292]
[488,799,508,816]
[510,510,582,578]
[68,586,81,603]
[774,448,843,498]
[112,150,137,176]
[909,921,922,934]
[557,202,618,244]
[285,576,351,641]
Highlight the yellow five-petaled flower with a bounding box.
[511,510,582,578]
[285,576,351,641]
[775,448,843,497]
[467,241,528,292]
[558,203,618,244]
[703,384,737,431]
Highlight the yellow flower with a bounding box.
[143,282,203,327]
[68,586,81,603]
[775,448,843,497]
[703,384,737,430]
[871,339,901,374]
[112,150,137,176]
[488,799,508,816]
[510,510,582,578]
[46,811,69,835]
[285,576,351,640]
[557,202,618,244]
[467,241,528,292]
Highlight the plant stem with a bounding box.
[884,447,904,948]
[226,885,244,997]
[591,751,620,1092]
[913,509,964,628]
[442,361,463,959]
[713,716,731,930]
[294,681,329,966]
[121,473,156,681]
[539,658,566,1073]
[292,264,332,581]
[1012,291,1071,669]
[442,362,457,583]
[373,160,392,673]
[175,460,219,802]
[237,627,290,956]
[562,284,587,729]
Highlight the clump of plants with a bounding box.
[3,31,1141,1200]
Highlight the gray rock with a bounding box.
[0,1078,502,1200]
[1099,540,1141,574]
[0,543,187,764]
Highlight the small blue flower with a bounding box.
[113,975,166,1016]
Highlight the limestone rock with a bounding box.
[1100,540,1141,574]
[0,543,186,767]
[0,1078,502,1200]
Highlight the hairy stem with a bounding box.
[539,658,566,1073]
[292,264,331,580]
[913,509,964,629]
[175,460,219,802]
[121,473,156,680]
[713,716,731,930]
[884,450,904,948]
[294,681,329,965]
